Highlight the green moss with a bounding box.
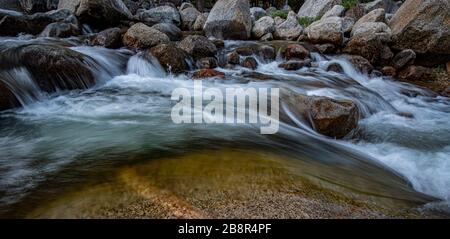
[342,0,358,9]
[298,16,321,27]
[270,10,289,19]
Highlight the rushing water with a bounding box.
[0,38,449,217]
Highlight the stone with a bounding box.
[252,16,275,39]
[353,8,386,32]
[398,65,434,82]
[345,3,365,21]
[274,11,303,40]
[282,91,359,139]
[364,0,401,14]
[20,0,58,13]
[344,31,387,64]
[278,60,311,70]
[91,27,123,49]
[316,43,336,54]
[152,23,182,41]
[321,5,345,19]
[180,6,201,30]
[137,5,181,26]
[258,45,276,61]
[123,23,170,49]
[392,49,416,69]
[297,0,342,18]
[204,0,252,40]
[241,57,258,70]
[389,0,450,55]
[351,22,392,42]
[284,44,310,60]
[39,22,79,37]
[342,17,355,34]
[305,16,343,45]
[227,51,240,65]
[250,7,266,21]
[381,66,397,76]
[0,79,20,111]
[192,13,208,31]
[341,54,374,74]
[149,43,189,73]
[260,33,273,41]
[326,63,344,73]
[178,35,217,59]
[196,57,218,69]
[180,2,195,11]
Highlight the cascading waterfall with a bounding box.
[0,38,449,216]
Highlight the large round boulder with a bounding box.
[178,35,217,59]
[274,11,303,40]
[305,16,343,45]
[252,16,275,39]
[203,0,252,40]
[149,43,190,73]
[91,27,124,49]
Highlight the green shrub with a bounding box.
[342,0,358,9]
[298,16,321,27]
[270,10,289,19]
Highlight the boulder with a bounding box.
[345,3,365,21]
[398,65,434,81]
[344,32,387,64]
[196,57,218,69]
[351,22,392,42]
[0,8,77,36]
[250,7,266,21]
[152,22,182,41]
[19,0,58,13]
[352,8,385,32]
[1,44,96,92]
[58,0,133,28]
[193,69,225,79]
[381,66,397,76]
[192,13,208,31]
[178,35,217,59]
[305,16,343,45]
[321,4,345,19]
[123,23,170,49]
[149,43,189,73]
[273,16,284,26]
[91,27,124,48]
[203,0,252,40]
[251,16,275,39]
[274,11,303,40]
[284,44,310,60]
[364,0,401,14]
[392,49,416,69]
[282,91,359,139]
[137,5,181,26]
[179,2,195,11]
[180,6,200,30]
[227,51,240,64]
[260,33,273,41]
[241,56,258,70]
[389,0,450,55]
[298,0,342,18]
[0,0,22,11]
[39,22,80,37]
[342,16,355,33]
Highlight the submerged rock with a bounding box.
[123,23,170,49]
[241,56,258,70]
[149,43,189,73]
[196,57,218,69]
[203,0,252,40]
[282,91,359,139]
[279,60,311,71]
[193,69,225,79]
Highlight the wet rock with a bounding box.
[0,79,20,111]
[344,31,387,64]
[252,16,275,39]
[178,35,217,59]
[389,0,450,55]
[274,11,303,40]
[211,39,225,49]
[152,23,182,41]
[305,16,343,45]
[2,44,96,92]
[321,4,345,19]
[297,0,342,18]
[123,23,170,49]
[282,91,359,139]
[20,0,58,13]
[284,44,310,60]
[381,66,397,76]
[39,22,80,37]
[258,45,276,61]
[260,33,273,41]
[316,43,336,54]
[353,8,385,32]
[193,69,225,79]
[235,46,254,56]
[137,5,181,26]
[398,65,434,82]
[204,0,252,40]
[226,51,240,65]
[149,43,189,73]
[341,54,374,74]
[196,57,218,69]
[278,60,311,71]
[192,13,208,31]
[392,49,416,69]
[250,7,266,21]
[58,0,133,28]
[92,27,124,49]
[344,3,365,21]
[326,63,344,73]
[180,6,200,30]
[241,57,258,70]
